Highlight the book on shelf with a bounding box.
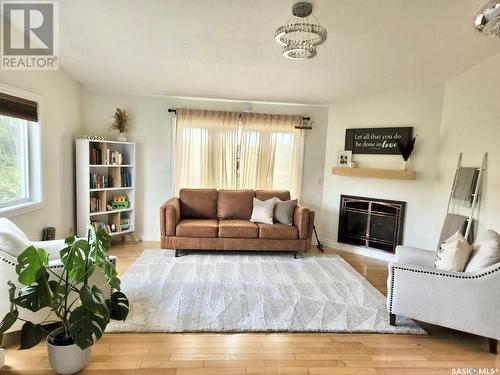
[89,148,104,165]
[121,172,132,187]
[90,221,117,234]
[90,197,104,213]
[89,147,112,165]
[90,174,112,189]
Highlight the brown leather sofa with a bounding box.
[160,189,315,255]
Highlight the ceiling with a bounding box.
[59,0,500,104]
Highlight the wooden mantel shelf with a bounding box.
[332,167,416,180]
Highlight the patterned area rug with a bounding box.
[106,250,425,334]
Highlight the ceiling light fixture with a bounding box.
[474,1,500,36]
[275,2,327,60]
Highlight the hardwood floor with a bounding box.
[1,242,498,375]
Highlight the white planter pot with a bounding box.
[46,328,91,375]
[117,132,127,142]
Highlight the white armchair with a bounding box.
[387,245,500,354]
[0,218,115,333]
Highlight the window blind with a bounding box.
[0,92,38,122]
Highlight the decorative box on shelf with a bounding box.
[332,166,416,180]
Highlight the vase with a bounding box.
[402,160,408,170]
[46,327,91,375]
[117,132,127,142]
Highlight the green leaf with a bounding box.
[68,305,108,350]
[80,285,109,318]
[7,280,16,303]
[106,291,129,321]
[14,272,52,312]
[108,276,121,291]
[60,240,91,282]
[65,235,76,245]
[16,246,49,286]
[0,310,18,334]
[19,322,43,350]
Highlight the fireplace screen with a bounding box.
[338,195,406,253]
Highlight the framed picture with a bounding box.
[337,150,352,167]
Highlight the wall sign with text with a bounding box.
[344,127,413,155]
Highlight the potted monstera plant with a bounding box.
[0,226,129,374]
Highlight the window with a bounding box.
[175,109,304,199]
[0,89,42,214]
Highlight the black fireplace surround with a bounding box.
[338,195,406,253]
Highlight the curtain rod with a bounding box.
[168,108,311,123]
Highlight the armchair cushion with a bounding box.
[395,245,436,268]
[0,218,30,257]
[31,239,66,260]
[465,230,500,272]
[435,231,472,272]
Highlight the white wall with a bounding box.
[320,86,445,252]
[434,53,500,239]
[82,91,329,241]
[0,70,83,239]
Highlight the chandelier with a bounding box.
[275,2,327,60]
[474,1,500,36]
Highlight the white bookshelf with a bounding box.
[76,139,136,239]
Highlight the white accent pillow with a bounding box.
[435,231,472,272]
[465,230,500,272]
[0,226,30,258]
[250,198,275,225]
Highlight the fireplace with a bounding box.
[338,195,406,253]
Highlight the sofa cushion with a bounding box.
[258,223,298,240]
[255,190,290,201]
[219,220,258,238]
[179,189,218,219]
[176,219,218,238]
[217,190,255,220]
[465,230,500,272]
[250,198,275,225]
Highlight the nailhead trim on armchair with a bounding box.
[389,264,500,314]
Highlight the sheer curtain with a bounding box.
[174,109,239,192]
[240,113,304,199]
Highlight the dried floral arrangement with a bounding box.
[108,108,128,134]
[396,136,417,161]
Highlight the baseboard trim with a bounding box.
[319,237,395,262]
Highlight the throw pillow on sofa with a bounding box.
[274,199,298,225]
[465,230,500,272]
[435,231,472,272]
[250,198,275,225]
